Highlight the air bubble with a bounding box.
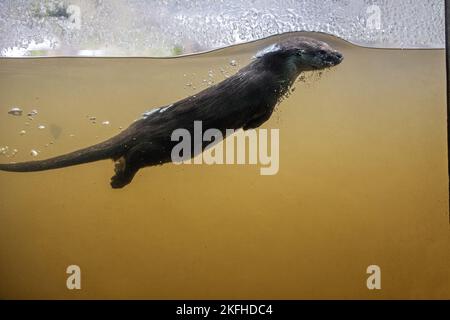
[8,107,23,116]
[27,109,38,117]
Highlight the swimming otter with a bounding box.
[0,36,343,188]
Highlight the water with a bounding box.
[0,32,448,298]
[0,0,444,57]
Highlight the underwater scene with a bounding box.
[0,31,448,299]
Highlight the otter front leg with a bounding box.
[110,143,153,189]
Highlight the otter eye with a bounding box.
[318,50,327,55]
[297,49,306,55]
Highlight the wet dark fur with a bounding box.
[0,36,343,188]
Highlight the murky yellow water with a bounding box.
[0,33,448,299]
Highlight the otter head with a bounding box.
[255,36,343,73]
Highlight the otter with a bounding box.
[0,36,343,188]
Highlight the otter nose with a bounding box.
[334,51,343,64]
[324,51,343,66]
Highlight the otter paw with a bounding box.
[110,174,131,189]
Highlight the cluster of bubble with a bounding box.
[3,103,119,160]
[183,59,239,92]
[0,0,444,57]
[5,106,43,158]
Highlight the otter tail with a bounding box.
[0,138,123,172]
